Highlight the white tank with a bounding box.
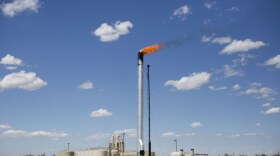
[58,151,75,156]
[75,150,107,156]
[171,151,185,156]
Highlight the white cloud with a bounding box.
[0,54,24,70]
[232,84,241,90]
[250,82,262,87]
[171,4,191,21]
[224,64,244,78]
[0,54,23,66]
[264,54,280,69]
[211,37,232,44]
[221,39,266,54]
[263,107,280,115]
[93,21,133,42]
[165,72,211,91]
[79,80,93,90]
[233,54,255,66]
[209,85,227,91]
[114,129,136,138]
[256,123,261,126]
[85,132,111,140]
[243,133,257,136]
[161,132,176,137]
[2,129,68,138]
[228,7,239,12]
[0,71,47,91]
[241,86,277,99]
[201,34,215,43]
[90,108,112,118]
[229,134,240,138]
[217,133,223,137]
[191,122,203,128]
[204,1,217,9]
[262,102,271,107]
[184,133,196,136]
[0,124,12,129]
[1,0,40,17]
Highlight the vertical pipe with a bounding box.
[147,65,151,156]
[174,139,177,152]
[138,52,144,156]
[191,149,194,156]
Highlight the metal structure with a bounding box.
[147,65,151,156]
[173,139,177,152]
[137,52,144,156]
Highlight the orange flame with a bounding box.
[139,43,163,55]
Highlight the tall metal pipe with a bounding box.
[137,52,144,156]
[147,65,151,156]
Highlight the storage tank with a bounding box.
[171,151,185,156]
[58,151,75,156]
[75,149,108,156]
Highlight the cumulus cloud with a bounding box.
[221,39,266,54]
[1,0,41,17]
[209,85,227,91]
[93,21,133,42]
[191,122,203,128]
[0,54,24,70]
[263,107,280,115]
[2,129,67,138]
[161,132,176,137]
[263,54,280,69]
[0,54,23,65]
[232,84,241,90]
[0,71,47,91]
[90,108,112,118]
[211,36,232,44]
[165,72,211,91]
[0,124,12,129]
[241,85,277,99]
[171,4,191,21]
[223,64,244,78]
[262,102,271,107]
[79,80,93,90]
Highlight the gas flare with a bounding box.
[139,43,164,55]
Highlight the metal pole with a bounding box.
[138,52,144,156]
[67,142,70,151]
[174,139,177,152]
[147,65,151,156]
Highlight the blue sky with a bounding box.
[0,0,280,156]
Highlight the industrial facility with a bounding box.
[58,47,204,156]
[58,134,155,156]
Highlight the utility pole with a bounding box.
[174,139,177,152]
[147,65,151,156]
[67,142,70,151]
